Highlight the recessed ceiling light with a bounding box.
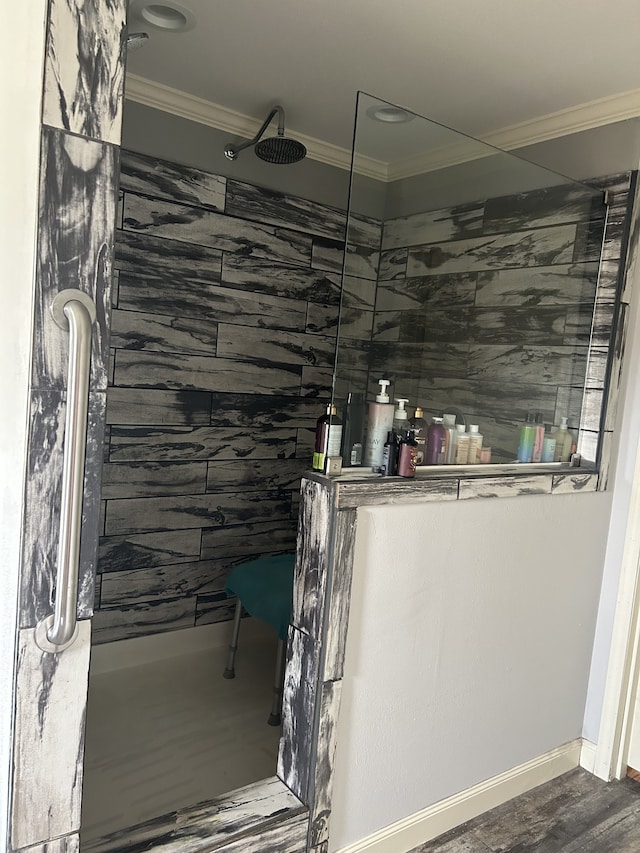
[366,105,415,124]
[129,1,196,33]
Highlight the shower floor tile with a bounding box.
[81,622,281,843]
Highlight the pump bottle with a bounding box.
[393,398,409,437]
[364,380,394,470]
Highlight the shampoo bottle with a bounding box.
[532,413,545,463]
[454,426,471,464]
[541,428,557,463]
[517,413,536,463]
[425,417,446,465]
[410,406,428,465]
[453,423,467,464]
[467,424,483,464]
[443,413,457,464]
[313,404,342,472]
[553,416,573,463]
[393,398,410,437]
[364,380,394,470]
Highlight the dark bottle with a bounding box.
[313,404,342,472]
[410,406,428,466]
[398,430,418,478]
[425,417,446,465]
[381,431,398,476]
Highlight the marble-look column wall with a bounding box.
[10,1,127,850]
[94,150,380,643]
[371,175,635,466]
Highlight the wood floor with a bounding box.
[410,768,640,852]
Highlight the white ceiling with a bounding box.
[125,0,640,168]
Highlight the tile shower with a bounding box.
[94,151,378,643]
[94,150,632,645]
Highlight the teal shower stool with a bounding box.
[223,553,295,726]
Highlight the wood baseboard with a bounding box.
[335,739,583,853]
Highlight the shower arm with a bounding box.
[224,105,285,160]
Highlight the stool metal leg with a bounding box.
[223,599,242,679]
[268,637,286,726]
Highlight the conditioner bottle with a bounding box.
[410,406,428,465]
[364,379,394,470]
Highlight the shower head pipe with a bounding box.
[224,105,286,161]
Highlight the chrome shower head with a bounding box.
[224,105,307,165]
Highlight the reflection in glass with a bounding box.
[332,92,607,467]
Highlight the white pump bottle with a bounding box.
[364,379,394,469]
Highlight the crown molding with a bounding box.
[124,74,388,180]
[125,74,640,183]
[388,87,640,181]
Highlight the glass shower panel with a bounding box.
[332,92,607,468]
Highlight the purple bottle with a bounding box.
[425,417,446,465]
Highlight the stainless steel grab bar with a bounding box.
[35,290,96,653]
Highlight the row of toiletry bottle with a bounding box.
[517,413,574,463]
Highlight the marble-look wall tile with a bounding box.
[104,491,292,536]
[466,344,589,386]
[109,308,219,355]
[306,303,373,340]
[106,387,212,426]
[226,178,346,241]
[113,350,302,396]
[115,230,223,284]
[324,511,356,681]
[376,272,477,311]
[310,237,345,275]
[382,201,484,250]
[278,626,318,801]
[292,479,332,637]
[100,560,228,607]
[77,391,107,619]
[416,376,557,425]
[11,623,91,849]
[42,0,126,144]
[119,150,226,211]
[577,429,602,465]
[300,365,334,398]
[20,390,104,628]
[206,458,306,492]
[222,255,342,305]
[195,592,239,626]
[100,461,208,499]
[336,478,459,508]
[475,263,599,306]
[458,474,553,500]
[308,680,342,849]
[208,393,321,429]
[108,425,296,463]
[482,184,604,233]
[98,529,202,573]
[34,129,116,392]
[17,833,80,853]
[118,272,306,331]
[407,224,577,276]
[347,212,383,251]
[200,520,297,561]
[123,193,312,266]
[378,248,408,280]
[81,777,306,853]
[551,473,599,494]
[91,598,197,644]
[217,323,336,367]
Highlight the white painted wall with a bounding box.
[330,492,612,851]
[0,6,47,846]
